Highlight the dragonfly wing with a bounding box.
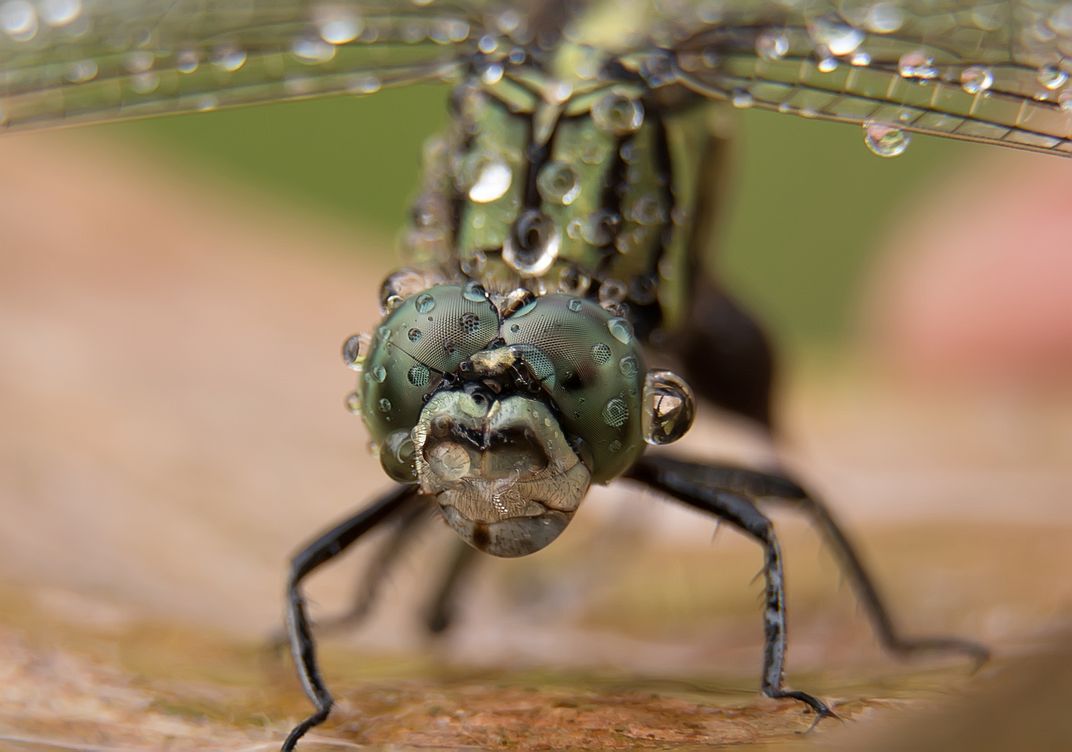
[654,0,1072,156]
[0,0,487,131]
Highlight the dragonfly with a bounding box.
[3,0,1069,749]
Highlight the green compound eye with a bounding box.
[499,294,651,483]
[360,285,499,457]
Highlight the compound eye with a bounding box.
[641,370,695,445]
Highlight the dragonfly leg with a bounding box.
[282,485,418,752]
[633,456,989,668]
[266,496,431,652]
[626,454,835,723]
[424,538,481,634]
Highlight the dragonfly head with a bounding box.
[352,282,694,557]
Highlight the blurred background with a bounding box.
[1,83,1070,750]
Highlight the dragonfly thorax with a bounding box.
[399,43,710,342]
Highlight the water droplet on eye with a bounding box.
[406,327,423,344]
[602,397,629,428]
[503,210,560,276]
[415,293,436,313]
[567,298,584,313]
[592,91,644,135]
[537,161,581,205]
[808,17,865,56]
[212,45,247,72]
[462,281,488,302]
[379,430,417,482]
[0,0,38,41]
[608,439,623,454]
[370,365,387,383]
[731,89,753,108]
[458,312,480,334]
[642,370,695,445]
[342,333,372,370]
[407,364,430,387]
[863,121,910,157]
[607,317,633,345]
[755,29,788,60]
[40,0,81,27]
[378,397,392,413]
[960,65,993,94]
[344,391,362,414]
[457,151,513,203]
[591,343,612,365]
[618,355,638,378]
[1038,64,1068,90]
[898,50,937,80]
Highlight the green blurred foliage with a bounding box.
[107,85,977,349]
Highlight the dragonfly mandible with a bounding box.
[2,1,1070,749]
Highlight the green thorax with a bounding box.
[399,40,716,341]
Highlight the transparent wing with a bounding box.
[0,0,487,131]
[653,0,1072,156]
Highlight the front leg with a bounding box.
[626,455,835,722]
[640,457,988,667]
[282,484,419,752]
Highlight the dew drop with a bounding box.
[407,364,430,387]
[212,45,247,73]
[0,0,37,41]
[462,281,488,302]
[459,152,513,203]
[176,50,199,74]
[591,342,612,365]
[378,397,392,413]
[342,333,370,370]
[863,121,910,157]
[581,210,620,246]
[351,75,382,95]
[503,210,560,275]
[371,365,387,383]
[1038,64,1068,90]
[602,397,629,428]
[40,0,80,27]
[607,317,633,345]
[415,293,436,313]
[536,161,580,205]
[65,59,97,83]
[407,327,423,343]
[866,2,904,33]
[817,56,838,73]
[317,10,361,44]
[292,36,335,63]
[618,355,638,378]
[557,267,591,296]
[599,280,627,307]
[960,65,994,94]
[731,89,753,108]
[344,391,362,414]
[567,298,584,312]
[642,370,695,445]
[898,50,937,80]
[481,62,504,85]
[627,195,665,226]
[592,91,644,135]
[808,17,864,56]
[755,29,789,60]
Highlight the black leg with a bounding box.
[634,456,989,667]
[424,537,481,634]
[626,455,835,723]
[282,484,418,752]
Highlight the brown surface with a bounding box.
[1,132,1070,750]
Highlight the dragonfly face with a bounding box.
[354,282,694,556]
